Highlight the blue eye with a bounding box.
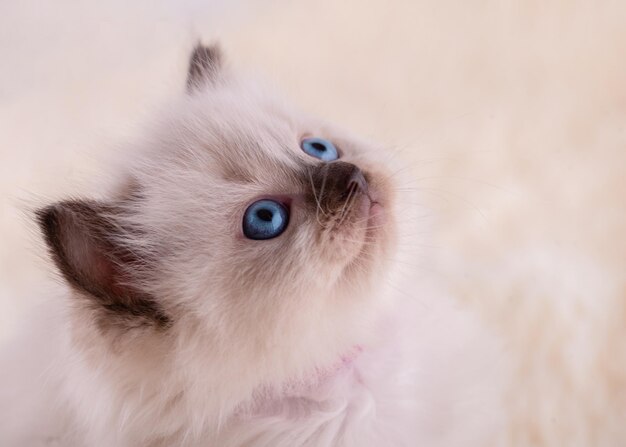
[243,199,289,240]
[301,137,339,161]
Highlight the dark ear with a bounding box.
[186,43,223,93]
[37,201,170,328]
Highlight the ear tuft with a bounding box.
[186,42,223,93]
[37,201,170,328]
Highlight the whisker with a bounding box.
[338,185,360,221]
[338,184,357,220]
[307,170,328,225]
[337,187,360,227]
[318,168,330,211]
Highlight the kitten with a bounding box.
[0,44,505,446]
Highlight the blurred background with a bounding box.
[1,1,624,445]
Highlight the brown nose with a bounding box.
[309,161,369,208]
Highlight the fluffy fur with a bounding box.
[0,45,505,446]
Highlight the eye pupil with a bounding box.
[311,142,327,152]
[256,209,273,222]
[301,137,339,161]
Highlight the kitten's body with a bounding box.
[0,46,504,446]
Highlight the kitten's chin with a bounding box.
[365,191,386,229]
[333,190,394,280]
[361,183,391,237]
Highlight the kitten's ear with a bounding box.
[37,201,170,328]
[186,43,223,93]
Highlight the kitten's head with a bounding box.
[38,44,406,406]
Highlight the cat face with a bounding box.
[39,45,401,387]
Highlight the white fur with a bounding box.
[0,63,506,447]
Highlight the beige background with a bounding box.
[1,1,624,445]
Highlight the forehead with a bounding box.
[174,83,312,183]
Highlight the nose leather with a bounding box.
[308,161,369,210]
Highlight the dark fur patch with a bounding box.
[37,201,171,328]
[306,162,368,212]
[186,43,222,92]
